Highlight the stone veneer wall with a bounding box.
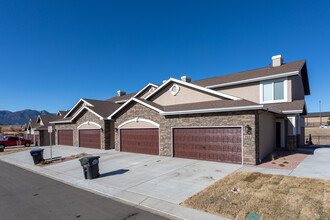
[54,110,111,150]
[287,135,297,151]
[114,102,259,165]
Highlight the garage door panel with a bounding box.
[173,127,242,164]
[58,130,73,146]
[79,129,100,149]
[120,129,159,155]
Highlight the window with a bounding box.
[261,79,287,103]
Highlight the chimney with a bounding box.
[272,55,283,67]
[117,90,126,97]
[181,76,191,82]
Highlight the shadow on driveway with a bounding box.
[99,169,129,178]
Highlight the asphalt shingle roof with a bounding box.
[192,60,306,87]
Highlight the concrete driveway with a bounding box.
[290,147,330,179]
[0,145,242,204]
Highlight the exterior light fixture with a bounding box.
[245,125,252,135]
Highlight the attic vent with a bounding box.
[117,90,126,97]
[181,76,191,82]
[272,55,283,67]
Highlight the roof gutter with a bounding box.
[159,105,302,116]
[49,120,73,124]
[160,105,265,116]
[206,71,300,89]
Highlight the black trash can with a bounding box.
[30,148,44,165]
[0,146,4,152]
[79,156,100,179]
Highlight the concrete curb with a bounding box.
[0,157,229,220]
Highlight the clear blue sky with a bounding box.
[0,0,329,113]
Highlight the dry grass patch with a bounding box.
[182,172,330,220]
[0,147,34,156]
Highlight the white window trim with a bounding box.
[260,78,288,104]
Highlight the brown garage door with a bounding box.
[79,129,101,149]
[58,130,73,146]
[120,129,159,155]
[173,127,242,164]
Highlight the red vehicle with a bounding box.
[0,136,32,148]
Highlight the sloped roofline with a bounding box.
[108,97,164,119]
[206,70,300,89]
[50,106,105,124]
[144,78,241,101]
[63,98,94,118]
[133,83,159,98]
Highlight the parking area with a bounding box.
[0,145,242,204]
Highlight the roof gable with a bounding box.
[51,99,121,124]
[133,83,159,99]
[144,78,241,101]
[64,99,94,118]
[108,98,164,119]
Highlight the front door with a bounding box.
[276,122,281,148]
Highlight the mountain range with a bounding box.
[0,110,54,125]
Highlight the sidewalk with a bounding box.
[0,146,231,220]
[237,147,330,180]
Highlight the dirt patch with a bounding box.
[182,172,330,220]
[37,153,90,167]
[250,149,308,170]
[0,147,36,156]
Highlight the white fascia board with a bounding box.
[159,105,292,116]
[108,97,164,119]
[63,98,94,118]
[49,120,72,124]
[263,106,282,114]
[69,106,86,121]
[133,83,159,98]
[70,106,104,121]
[144,78,241,100]
[115,99,129,104]
[282,110,303,114]
[132,98,164,113]
[160,105,264,116]
[206,71,299,89]
[108,98,134,119]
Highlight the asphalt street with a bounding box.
[0,160,170,220]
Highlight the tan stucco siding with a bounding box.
[215,82,260,103]
[290,75,305,101]
[150,83,223,106]
[259,111,276,160]
[78,123,100,129]
[120,121,158,129]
